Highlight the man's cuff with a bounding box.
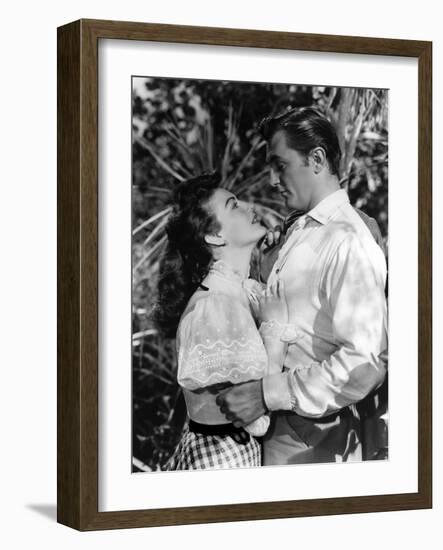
[262,372,297,412]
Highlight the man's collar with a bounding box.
[283,209,304,233]
[307,189,349,225]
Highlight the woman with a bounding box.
[154,172,297,470]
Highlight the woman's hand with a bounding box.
[257,278,288,324]
[260,225,283,253]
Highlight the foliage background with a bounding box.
[131,76,388,472]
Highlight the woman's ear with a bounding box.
[204,233,226,247]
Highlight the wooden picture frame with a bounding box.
[57,18,432,530]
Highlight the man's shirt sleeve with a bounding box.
[263,233,388,417]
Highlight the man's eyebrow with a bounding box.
[225,196,236,208]
[268,153,281,164]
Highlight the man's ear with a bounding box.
[204,233,226,247]
[310,147,327,173]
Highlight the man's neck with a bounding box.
[307,177,341,211]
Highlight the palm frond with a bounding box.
[134,235,167,271]
[135,135,185,182]
[133,206,171,236]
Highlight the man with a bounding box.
[217,107,388,464]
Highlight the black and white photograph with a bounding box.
[131,76,389,473]
[2,0,438,541]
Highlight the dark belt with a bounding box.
[291,406,353,424]
[188,419,246,436]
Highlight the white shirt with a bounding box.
[264,189,388,418]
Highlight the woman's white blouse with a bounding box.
[176,262,269,428]
[178,293,268,390]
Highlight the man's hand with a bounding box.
[215,380,267,427]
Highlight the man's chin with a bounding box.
[286,198,302,211]
[284,197,297,210]
[281,193,289,203]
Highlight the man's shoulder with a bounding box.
[327,204,380,244]
[324,207,387,277]
[323,205,362,242]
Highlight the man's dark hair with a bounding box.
[259,107,342,177]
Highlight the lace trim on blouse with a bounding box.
[178,337,267,390]
[177,292,269,391]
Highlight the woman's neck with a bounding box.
[214,245,254,279]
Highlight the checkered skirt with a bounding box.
[165,426,262,470]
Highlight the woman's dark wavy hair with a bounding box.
[152,172,221,338]
[259,106,342,177]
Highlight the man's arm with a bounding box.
[264,233,388,418]
[217,232,388,426]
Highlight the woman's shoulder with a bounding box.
[178,288,253,336]
[182,289,241,319]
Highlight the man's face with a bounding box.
[269,130,315,211]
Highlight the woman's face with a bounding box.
[207,188,266,248]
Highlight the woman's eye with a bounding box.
[232,201,239,209]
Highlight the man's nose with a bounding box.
[270,168,280,187]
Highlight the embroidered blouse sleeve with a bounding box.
[177,293,268,391]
